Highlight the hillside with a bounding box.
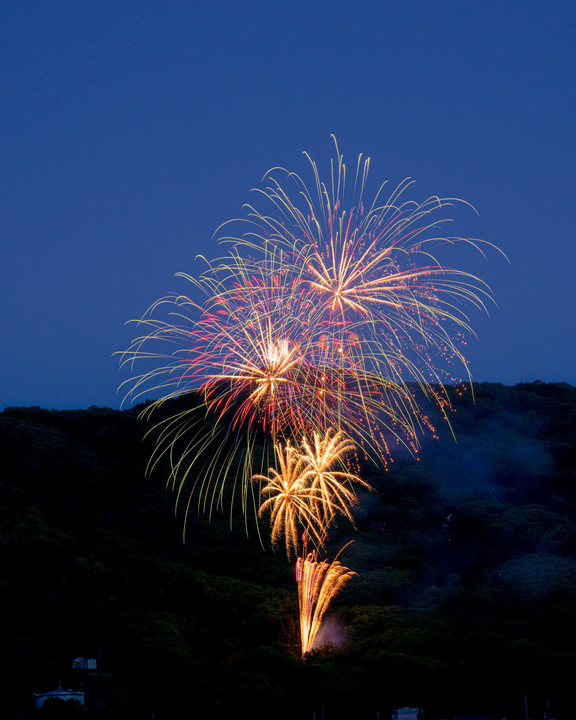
[1,381,575,719]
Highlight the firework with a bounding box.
[255,429,371,557]
[219,136,502,409]
[120,137,502,521]
[120,253,412,519]
[119,255,319,518]
[296,547,356,656]
[120,139,502,660]
[253,440,324,558]
[297,428,372,525]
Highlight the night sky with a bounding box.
[2,1,575,410]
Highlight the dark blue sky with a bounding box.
[2,1,575,409]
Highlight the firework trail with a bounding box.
[296,547,356,656]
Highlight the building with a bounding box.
[33,688,85,709]
[391,708,421,720]
[72,656,98,670]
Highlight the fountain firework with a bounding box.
[296,547,356,656]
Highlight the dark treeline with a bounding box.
[0,381,575,719]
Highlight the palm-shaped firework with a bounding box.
[297,429,371,527]
[254,440,324,558]
[254,429,371,559]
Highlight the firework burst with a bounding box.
[219,136,503,410]
[254,429,371,558]
[120,137,503,658]
[297,428,372,526]
[253,440,324,558]
[120,255,318,519]
[121,137,502,522]
[120,255,413,518]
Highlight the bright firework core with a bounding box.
[266,339,291,365]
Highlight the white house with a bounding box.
[72,656,98,670]
[33,688,85,709]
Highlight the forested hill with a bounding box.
[1,381,575,720]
